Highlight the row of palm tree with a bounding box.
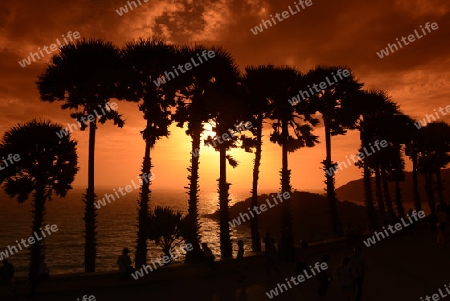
[1,37,449,275]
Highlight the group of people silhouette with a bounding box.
[116,242,219,280]
[263,231,368,300]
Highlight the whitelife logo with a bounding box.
[363,210,425,247]
[376,22,438,59]
[0,224,59,260]
[266,261,328,298]
[94,173,155,209]
[153,50,215,87]
[287,69,351,106]
[0,153,21,171]
[250,0,313,35]
[229,192,291,228]
[55,102,119,138]
[325,140,388,176]
[414,105,450,129]
[131,243,193,280]
[420,283,450,301]
[18,31,81,68]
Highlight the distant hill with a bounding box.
[206,169,450,242]
[335,168,450,211]
[207,191,367,242]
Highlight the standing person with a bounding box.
[237,240,244,262]
[28,256,50,299]
[0,259,16,299]
[264,237,280,275]
[317,254,332,298]
[337,257,355,301]
[202,243,215,270]
[117,248,133,280]
[236,240,245,284]
[350,246,367,301]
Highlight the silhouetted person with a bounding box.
[350,246,367,301]
[337,257,355,301]
[264,235,279,275]
[318,254,332,298]
[202,243,215,270]
[236,240,245,283]
[117,248,133,280]
[28,255,49,299]
[0,259,15,299]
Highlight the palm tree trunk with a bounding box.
[84,120,97,272]
[135,133,152,268]
[381,169,396,223]
[281,119,292,238]
[219,143,232,258]
[436,169,445,206]
[29,186,46,277]
[250,114,263,252]
[411,151,422,211]
[363,162,378,229]
[324,124,342,237]
[185,124,202,262]
[425,172,436,212]
[374,167,386,225]
[394,180,405,218]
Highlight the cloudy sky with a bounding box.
[0,0,449,194]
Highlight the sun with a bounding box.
[201,123,216,140]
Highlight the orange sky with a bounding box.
[0,0,449,193]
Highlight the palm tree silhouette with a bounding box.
[36,39,127,272]
[355,90,399,228]
[240,65,274,253]
[307,65,363,237]
[417,122,450,211]
[148,206,185,262]
[266,65,318,244]
[121,38,179,268]
[378,114,413,219]
[172,45,220,261]
[405,117,422,212]
[0,120,78,276]
[201,47,244,259]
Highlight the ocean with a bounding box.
[0,187,289,276]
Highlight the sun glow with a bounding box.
[201,123,216,140]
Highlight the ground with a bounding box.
[2,223,448,301]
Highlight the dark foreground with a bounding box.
[1,224,448,301]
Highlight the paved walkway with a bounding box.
[2,224,448,300]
